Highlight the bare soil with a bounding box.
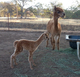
[0,29,80,77]
[0,17,80,77]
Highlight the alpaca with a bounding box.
[46,6,65,50]
[10,32,49,70]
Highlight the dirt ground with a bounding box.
[0,30,80,77]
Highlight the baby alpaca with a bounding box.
[10,33,48,70]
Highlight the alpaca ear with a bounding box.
[54,6,56,12]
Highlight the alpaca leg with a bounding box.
[14,50,22,65]
[57,36,60,50]
[50,37,53,45]
[28,52,33,70]
[46,33,49,47]
[10,44,23,68]
[10,52,16,68]
[14,56,17,65]
[10,48,21,68]
[31,54,36,66]
[10,54,14,68]
[14,47,23,65]
[52,37,55,50]
[46,39,49,47]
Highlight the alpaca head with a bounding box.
[53,6,65,18]
[42,32,49,40]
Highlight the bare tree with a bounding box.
[35,3,43,17]
[14,0,32,18]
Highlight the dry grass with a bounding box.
[0,30,80,77]
[12,48,80,77]
[0,18,80,25]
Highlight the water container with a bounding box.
[69,35,80,49]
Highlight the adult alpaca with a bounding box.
[46,6,65,50]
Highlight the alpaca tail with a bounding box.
[14,40,19,47]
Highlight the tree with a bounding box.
[27,7,37,16]
[72,10,80,19]
[50,2,62,9]
[35,2,43,17]
[0,2,16,17]
[76,0,80,9]
[13,0,32,18]
[65,10,73,19]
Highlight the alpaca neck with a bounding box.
[53,13,58,30]
[35,34,44,47]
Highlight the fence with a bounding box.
[0,17,80,32]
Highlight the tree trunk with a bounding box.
[21,7,23,19]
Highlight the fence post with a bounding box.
[7,13,9,31]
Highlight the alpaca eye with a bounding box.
[57,11,61,13]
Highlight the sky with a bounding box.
[0,0,80,9]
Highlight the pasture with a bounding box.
[0,18,80,77]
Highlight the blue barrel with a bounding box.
[69,35,80,49]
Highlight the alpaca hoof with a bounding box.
[46,45,48,47]
[52,48,55,50]
[33,63,36,66]
[11,66,14,68]
[57,48,59,50]
[30,67,33,70]
[15,63,18,65]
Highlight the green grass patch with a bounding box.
[13,48,80,77]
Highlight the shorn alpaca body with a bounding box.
[46,6,65,50]
[10,33,48,70]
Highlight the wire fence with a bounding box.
[0,17,80,32]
